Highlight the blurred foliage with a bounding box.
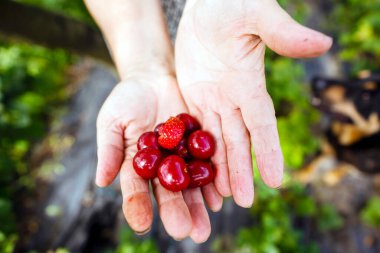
[360,197,380,228]
[29,248,71,253]
[317,204,344,232]
[104,227,158,253]
[266,57,320,169]
[0,41,72,247]
[0,198,16,234]
[15,0,93,24]
[266,0,321,169]
[213,170,343,253]
[278,0,311,22]
[0,231,17,253]
[247,48,324,251]
[234,180,319,253]
[326,0,380,72]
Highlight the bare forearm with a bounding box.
[84,0,173,79]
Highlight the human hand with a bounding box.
[175,0,333,207]
[85,0,222,242]
[95,71,222,242]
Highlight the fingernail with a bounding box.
[210,207,222,213]
[323,35,333,45]
[135,227,152,236]
[96,178,111,188]
[210,202,223,212]
[316,33,333,49]
[173,237,184,242]
[95,176,106,187]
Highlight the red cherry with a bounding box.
[177,113,201,134]
[154,123,164,134]
[158,155,190,192]
[133,148,161,179]
[137,131,159,150]
[188,130,216,159]
[174,138,191,160]
[188,160,214,188]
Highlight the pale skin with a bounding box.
[85,0,332,243]
[176,0,332,207]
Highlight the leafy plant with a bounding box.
[234,180,319,253]
[327,0,380,72]
[265,56,320,170]
[17,0,94,24]
[211,172,326,253]
[0,41,72,247]
[316,204,344,232]
[360,197,380,228]
[0,232,17,253]
[103,227,158,253]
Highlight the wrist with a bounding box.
[108,24,174,80]
[86,0,174,80]
[117,56,175,81]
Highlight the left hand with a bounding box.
[175,0,332,207]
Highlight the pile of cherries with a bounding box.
[133,113,216,192]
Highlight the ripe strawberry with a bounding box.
[158,117,186,149]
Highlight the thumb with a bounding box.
[257,0,332,58]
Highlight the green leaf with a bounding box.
[360,197,380,228]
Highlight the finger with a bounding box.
[120,156,153,234]
[96,118,124,187]
[201,183,223,212]
[220,109,254,208]
[183,188,211,243]
[257,0,332,58]
[240,84,284,188]
[152,178,192,240]
[202,111,231,197]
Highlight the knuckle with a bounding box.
[126,178,147,195]
[224,133,249,150]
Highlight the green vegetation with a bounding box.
[361,197,380,228]
[104,227,158,253]
[17,0,93,24]
[0,41,72,249]
[0,231,17,253]
[317,204,344,232]
[233,181,319,253]
[266,57,320,169]
[327,0,380,72]
[267,0,321,170]
[0,1,90,250]
[213,177,343,253]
